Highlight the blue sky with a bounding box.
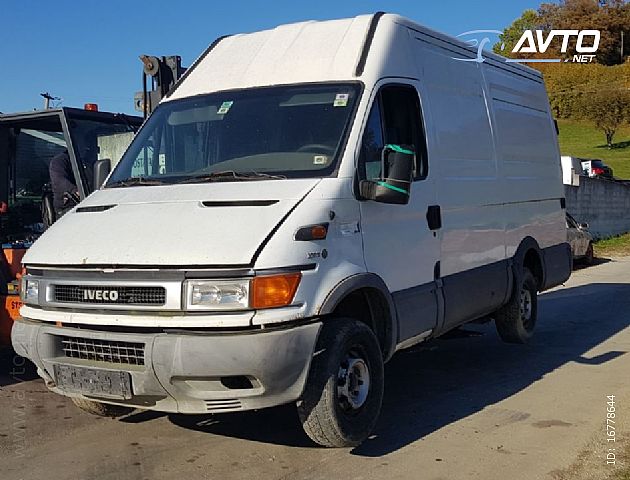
[1,0,542,115]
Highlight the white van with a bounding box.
[561,155,584,186]
[12,13,571,447]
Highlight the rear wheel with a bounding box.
[71,397,134,418]
[495,267,538,344]
[297,318,384,447]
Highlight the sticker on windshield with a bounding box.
[313,155,328,165]
[217,101,234,115]
[333,93,349,107]
[158,153,166,174]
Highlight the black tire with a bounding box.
[495,267,538,344]
[71,397,134,418]
[297,318,384,448]
[583,242,594,265]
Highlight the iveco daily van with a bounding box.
[12,13,572,447]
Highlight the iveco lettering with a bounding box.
[12,13,572,447]
[83,289,120,301]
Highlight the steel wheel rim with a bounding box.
[520,288,533,328]
[337,351,370,412]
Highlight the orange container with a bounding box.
[0,294,22,346]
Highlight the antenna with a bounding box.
[40,92,60,110]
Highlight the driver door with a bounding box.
[358,82,440,344]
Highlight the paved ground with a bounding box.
[1,258,629,480]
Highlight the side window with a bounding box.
[359,100,384,181]
[359,85,428,181]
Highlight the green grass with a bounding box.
[595,232,630,257]
[557,119,630,179]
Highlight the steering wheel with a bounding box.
[296,144,335,154]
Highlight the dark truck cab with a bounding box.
[0,107,142,344]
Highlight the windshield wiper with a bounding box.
[176,171,287,184]
[106,177,166,188]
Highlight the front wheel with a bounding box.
[494,267,538,344]
[297,318,384,447]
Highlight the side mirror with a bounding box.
[93,158,112,190]
[579,222,589,229]
[359,144,414,205]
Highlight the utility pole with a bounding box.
[40,92,59,109]
[622,31,625,63]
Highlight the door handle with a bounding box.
[426,205,441,230]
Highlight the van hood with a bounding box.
[25,179,319,267]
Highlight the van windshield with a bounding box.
[107,83,360,186]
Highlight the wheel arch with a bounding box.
[513,237,544,290]
[318,273,397,362]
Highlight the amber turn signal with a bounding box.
[294,223,329,241]
[251,273,301,309]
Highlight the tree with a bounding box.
[493,10,541,56]
[538,61,630,118]
[538,0,630,65]
[577,88,630,147]
[496,1,630,65]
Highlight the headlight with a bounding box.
[185,280,250,311]
[20,278,39,305]
[184,273,301,311]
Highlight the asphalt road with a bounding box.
[1,258,629,480]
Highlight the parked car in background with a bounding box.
[581,159,614,180]
[566,213,594,265]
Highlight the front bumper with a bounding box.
[11,318,321,414]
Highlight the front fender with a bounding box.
[319,272,397,362]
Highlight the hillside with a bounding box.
[557,119,630,179]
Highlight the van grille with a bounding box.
[53,285,166,306]
[61,336,145,366]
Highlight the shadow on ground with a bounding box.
[151,282,630,456]
[573,256,610,271]
[596,140,630,150]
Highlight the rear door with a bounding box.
[358,82,440,343]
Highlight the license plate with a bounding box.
[53,364,132,400]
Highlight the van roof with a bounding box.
[166,13,542,102]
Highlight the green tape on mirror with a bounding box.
[384,144,414,155]
[376,181,409,195]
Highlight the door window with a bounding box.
[359,85,428,181]
[359,99,384,181]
